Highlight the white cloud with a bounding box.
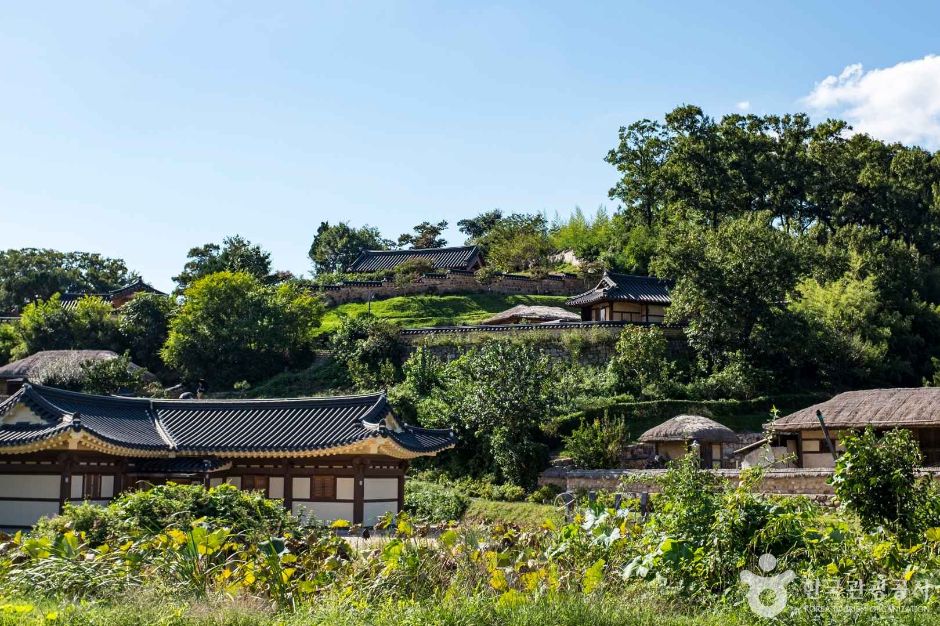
[803,55,940,149]
[736,100,751,111]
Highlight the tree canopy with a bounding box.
[308,221,390,274]
[173,235,274,293]
[0,248,136,313]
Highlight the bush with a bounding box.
[831,427,929,536]
[563,416,628,469]
[30,352,148,395]
[527,483,563,504]
[491,483,526,502]
[404,480,469,522]
[607,325,673,398]
[39,483,299,546]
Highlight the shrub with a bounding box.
[607,325,672,398]
[30,352,148,395]
[563,416,628,469]
[491,483,526,502]
[404,480,469,522]
[831,427,929,536]
[527,483,563,504]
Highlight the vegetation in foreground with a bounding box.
[5,433,940,625]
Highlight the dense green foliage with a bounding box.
[162,272,324,388]
[409,342,554,488]
[6,460,940,624]
[397,220,449,249]
[832,428,939,537]
[173,235,277,293]
[403,480,469,522]
[329,314,405,390]
[308,221,390,274]
[563,417,628,469]
[0,248,135,314]
[607,325,673,398]
[116,292,175,375]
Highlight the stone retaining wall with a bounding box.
[539,467,940,497]
[317,270,589,305]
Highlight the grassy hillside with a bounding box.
[316,293,575,335]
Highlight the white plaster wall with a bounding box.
[363,501,398,526]
[268,476,284,499]
[291,501,354,525]
[70,475,83,499]
[0,500,59,527]
[101,475,114,498]
[803,452,836,469]
[209,477,224,488]
[0,474,59,499]
[336,477,354,500]
[226,476,242,489]
[363,478,397,501]
[292,477,310,499]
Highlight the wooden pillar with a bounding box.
[282,460,293,513]
[398,460,409,513]
[58,453,72,513]
[353,457,365,525]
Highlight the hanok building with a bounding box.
[638,415,739,469]
[347,246,484,273]
[765,388,940,469]
[59,278,165,311]
[0,384,456,528]
[566,272,672,323]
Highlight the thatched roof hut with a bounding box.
[771,388,940,430]
[480,305,580,326]
[0,350,156,395]
[639,415,739,444]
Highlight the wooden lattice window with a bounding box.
[241,475,269,493]
[311,475,336,500]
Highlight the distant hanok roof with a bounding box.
[347,246,483,273]
[771,388,940,431]
[480,305,581,326]
[0,350,154,383]
[639,415,739,444]
[60,278,165,311]
[0,384,456,459]
[566,271,672,307]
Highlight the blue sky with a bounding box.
[1,1,938,292]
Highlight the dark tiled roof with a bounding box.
[347,246,481,272]
[59,279,165,310]
[0,384,456,456]
[566,272,672,307]
[128,457,230,474]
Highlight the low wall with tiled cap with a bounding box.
[317,271,589,305]
[539,467,940,496]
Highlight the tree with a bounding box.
[652,212,804,377]
[173,236,273,292]
[15,294,76,357]
[329,314,405,390]
[831,428,928,536]
[607,325,672,398]
[457,209,503,244]
[424,342,554,488]
[119,292,176,375]
[478,213,552,272]
[397,221,448,249]
[0,248,135,313]
[161,272,324,388]
[605,119,670,227]
[564,417,628,469]
[308,222,390,274]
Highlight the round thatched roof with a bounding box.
[639,415,739,443]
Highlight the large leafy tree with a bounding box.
[476,213,552,272]
[13,294,122,359]
[119,292,176,375]
[0,248,136,313]
[423,342,554,488]
[308,222,390,274]
[397,221,448,249]
[173,235,273,293]
[161,272,323,388]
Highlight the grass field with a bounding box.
[315,293,575,334]
[463,498,565,529]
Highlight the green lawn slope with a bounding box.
[316,293,576,335]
